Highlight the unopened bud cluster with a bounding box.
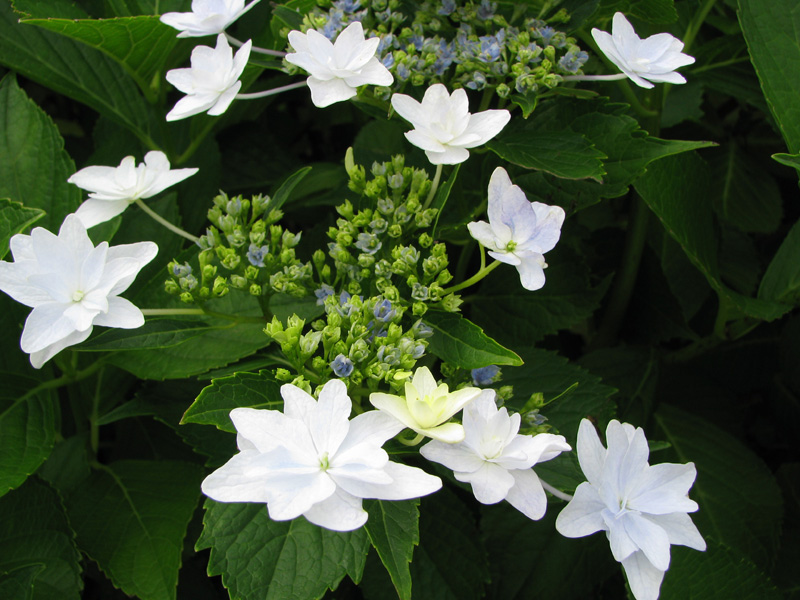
[287,0,588,107]
[166,192,313,303]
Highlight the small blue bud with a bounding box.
[373,299,396,322]
[472,365,500,386]
[330,354,355,377]
[247,244,268,267]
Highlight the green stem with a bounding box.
[424,163,443,209]
[615,80,658,118]
[140,308,205,316]
[682,0,717,54]
[15,360,105,407]
[441,254,502,295]
[397,432,425,446]
[90,366,105,456]
[236,81,307,99]
[478,88,493,111]
[540,479,573,502]
[690,56,750,75]
[226,33,287,57]
[133,199,199,243]
[174,118,218,165]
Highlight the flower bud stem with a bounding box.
[540,478,574,502]
[562,73,629,82]
[441,247,501,294]
[398,432,425,446]
[423,163,443,209]
[226,33,286,57]
[133,199,200,243]
[236,81,308,100]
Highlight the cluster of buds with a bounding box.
[175,192,313,302]
[265,292,433,394]
[288,0,588,105]
[164,257,230,304]
[322,152,460,315]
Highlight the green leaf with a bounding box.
[197,501,369,600]
[759,217,800,304]
[21,16,179,102]
[482,505,615,600]
[431,163,460,237]
[0,75,82,232]
[65,460,204,600]
[487,130,607,180]
[740,0,800,153]
[772,152,800,172]
[77,318,213,351]
[660,541,782,600]
[363,499,420,600]
[470,261,611,346]
[182,370,284,432]
[423,310,523,369]
[267,166,312,213]
[0,2,159,145]
[0,478,82,600]
[635,152,790,322]
[409,488,490,600]
[0,198,45,259]
[0,373,58,498]
[597,0,677,24]
[107,294,272,379]
[0,564,44,600]
[654,405,783,570]
[500,348,617,441]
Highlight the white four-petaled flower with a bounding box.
[201,379,442,531]
[166,33,251,121]
[420,390,571,520]
[467,167,565,291]
[68,151,198,228]
[391,83,510,165]
[555,419,706,600]
[160,0,262,38]
[0,215,158,368]
[592,12,695,89]
[369,366,481,443]
[285,22,394,108]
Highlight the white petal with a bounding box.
[309,379,352,456]
[425,146,470,165]
[281,383,317,421]
[0,262,52,307]
[630,462,699,514]
[307,76,358,107]
[458,109,510,148]
[419,422,465,443]
[20,303,78,353]
[643,512,706,551]
[207,80,241,116]
[230,407,307,454]
[624,512,671,571]
[515,254,546,291]
[344,58,393,87]
[455,461,515,504]
[347,461,441,500]
[391,93,427,128]
[92,296,144,329]
[166,93,218,121]
[302,487,368,531]
[369,391,421,431]
[555,482,607,538]
[420,439,486,473]
[28,327,92,369]
[621,551,665,600]
[467,220,500,251]
[266,471,337,521]
[74,198,131,228]
[405,130,447,153]
[505,468,547,520]
[201,451,273,503]
[335,410,405,462]
[577,419,606,487]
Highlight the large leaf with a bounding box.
[182,370,284,432]
[197,501,369,600]
[408,488,490,600]
[0,74,81,232]
[22,16,179,103]
[77,318,214,351]
[635,152,790,323]
[487,130,607,180]
[0,478,82,600]
[0,1,159,145]
[0,373,58,498]
[759,217,800,306]
[65,460,203,600]
[0,198,45,259]
[654,405,783,570]
[739,0,800,153]
[596,0,677,24]
[661,541,782,600]
[363,499,420,600]
[424,310,523,369]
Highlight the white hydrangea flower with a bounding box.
[369,366,481,443]
[160,0,262,38]
[202,379,442,531]
[285,21,393,108]
[0,215,158,368]
[166,33,251,121]
[555,419,706,600]
[390,84,510,165]
[592,12,695,89]
[68,151,198,228]
[467,167,565,291]
[420,390,571,520]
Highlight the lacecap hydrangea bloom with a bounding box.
[592,12,695,89]
[421,390,571,520]
[166,33,251,120]
[202,379,442,531]
[369,366,481,442]
[0,215,157,368]
[391,84,510,165]
[467,167,565,291]
[68,151,198,228]
[160,0,262,38]
[556,419,706,600]
[285,21,393,108]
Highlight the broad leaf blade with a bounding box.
[364,499,420,600]
[0,198,45,259]
[78,318,213,351]
[66,460,204,600]
[197,501,369,600]
[424,310,523,369]
[759,217,800,306]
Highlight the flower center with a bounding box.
[72,290,85,302]
[319,452,330,471]
[506,240,517,252]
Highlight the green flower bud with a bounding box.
[213,276,229,297]
[440,293,463,312]
[418,232,433,248]
[249,283,262,296]
[164,279,180,294]
[275,368,292,381]
[311,356,327,372]
[299,331,322,357]
[252,194,270,217]
[412,301,427,316]
[336,199,355,220]
[230,274,247,289]
[179,292,194,303]
[202,264,217,281]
